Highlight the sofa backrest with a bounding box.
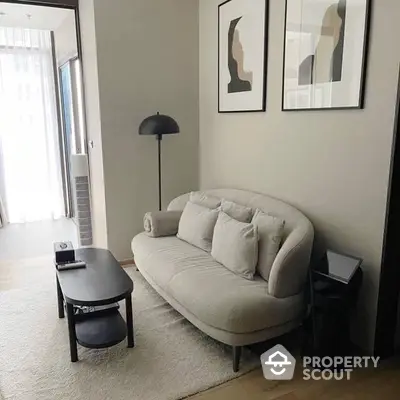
[168,189,314,299]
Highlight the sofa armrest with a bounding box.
[144,211,183,238]
[268,221,314,298]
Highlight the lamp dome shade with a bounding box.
[139,114,180,136]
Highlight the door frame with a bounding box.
[0,0,78,9]
[0,1,82,59]
[49,31,71,218]
[58,58,75,218]
[0,0,89,217]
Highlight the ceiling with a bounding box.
[0,2,74,30]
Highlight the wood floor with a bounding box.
[192,357,400,400]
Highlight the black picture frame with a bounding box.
[218,0,269,113]
[281,0,372,112]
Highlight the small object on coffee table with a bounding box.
[56,260,86,271]
[56,248,134,362]
[54,241,86,270]
[54,241,75,264]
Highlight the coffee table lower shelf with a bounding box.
[75,310,127,349]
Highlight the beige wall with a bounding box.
[54,11,77,66]
[88,0,199,260]
[199,0,400,352]
[79,0,108,249]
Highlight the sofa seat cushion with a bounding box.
[167,264,304,334]
[132,233,304,334]
[132,233,219,288]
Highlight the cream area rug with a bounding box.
[0,257,259,400]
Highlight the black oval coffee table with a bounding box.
[56,248,134,362]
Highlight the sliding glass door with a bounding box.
[58,57,86,218]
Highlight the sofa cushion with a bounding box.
[252,209,285,281]
[221,200,253,223]
[168,189,314,298]
[211,212,258,280]
[132,233,216,288]
[131,233,304,334]
[167,260,303,334]
[190,191,221,209]
[177,201,219,252]
[143,210,182,238]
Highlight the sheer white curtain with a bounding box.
[0,27,64,224]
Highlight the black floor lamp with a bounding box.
[139,113,180,211]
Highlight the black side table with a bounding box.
[304,250,363,358]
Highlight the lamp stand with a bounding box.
[157,134,162,211]
[139,112,179,212]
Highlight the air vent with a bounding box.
[71,155,93,247]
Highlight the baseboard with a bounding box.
[119,258,135,268]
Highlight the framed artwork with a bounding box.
[282,0,371,111]
[218,0,268,113]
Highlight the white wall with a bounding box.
[79,0,108,249]
[86,0,199,260]
[54,11,77,66]
[199,0,400,353]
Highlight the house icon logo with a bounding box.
[261,344,296,380]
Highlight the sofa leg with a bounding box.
[233,346,242,372]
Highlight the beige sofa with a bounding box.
[131,189,314,371]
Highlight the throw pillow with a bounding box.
[190,191,221,209]
[211,211,258,280]
[143,211,182,238]
[252,209,285,281]
[221,200,253,223]
[177,201,219,252]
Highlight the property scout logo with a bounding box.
[261,345,380,381]
[261,345,296,380]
